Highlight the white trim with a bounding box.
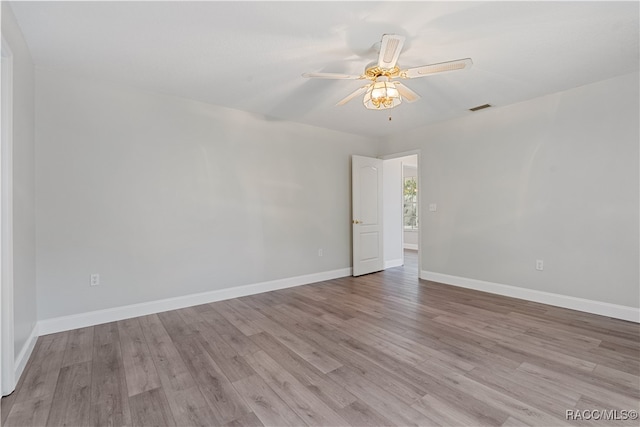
[1,37,16,396]
[384,259,403,269]
[403,243,418,250]
[420,270,640,323]
[39,267,352,335]
[14,324,37,383]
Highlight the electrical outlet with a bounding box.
[90,273,100,286]
[536,260,544,271]
[318,248,323,257]
[429,203,437,212]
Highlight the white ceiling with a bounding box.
[9,1,640,138]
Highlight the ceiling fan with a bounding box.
[302,34,472,110]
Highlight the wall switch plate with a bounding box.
[318,248,323,257]
[429,203,437,212]
[90,273,100,286]
[536,260,544,271]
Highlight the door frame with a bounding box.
[1,36,16,396]
[380,149,421,275]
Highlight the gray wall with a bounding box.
[383,157,403,265]
[1,3,37,360]
[381,72,639,308]
[35,68,377,320]
[26,53,640,322]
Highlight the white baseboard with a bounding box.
[14,323,38,383]
[404,244,418,250]
[384,259,403,269]
[38,267,352,335]
[420,271,640,323]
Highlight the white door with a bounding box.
[1,38,16,396]
[0,38,16,396]
[352,155,384,276]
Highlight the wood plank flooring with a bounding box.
[3,251,639,426]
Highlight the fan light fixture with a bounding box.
[302,34,473,110]
[363,77,402,110]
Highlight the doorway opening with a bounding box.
[382,152,420,276]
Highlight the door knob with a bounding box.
[352,219,361,224]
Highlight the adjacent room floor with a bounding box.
[2,251,639,426]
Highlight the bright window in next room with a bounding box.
[403,176,418,230]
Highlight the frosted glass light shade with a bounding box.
[363,78,402,110]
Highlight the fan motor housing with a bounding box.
[365,65,400,80]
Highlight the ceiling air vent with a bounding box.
[469,104,491,112]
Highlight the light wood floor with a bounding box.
[2,251,639,426]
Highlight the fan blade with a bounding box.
[400,58,473,79]
[394,82,421,103]
[302,72,363,80]
[378,34,405,69]
[336,86,369,106]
